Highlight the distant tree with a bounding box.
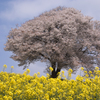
[4,6,100,78]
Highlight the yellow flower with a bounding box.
[68,73,72,77]
[84,71,87,74]
[33,73,37,78]
[11,66,14,69]
[61,70,64,74]
[80,67,84,71]
[49,67,53,72]
[85,74,89,78]
[89,71,92,74]
[3,64,7,68]
[10,66,14,73]
[57,72,60,76]
[26,69,30,73]
[79,93,85,98]
[46,73,50,78]
[3,95,8,99]
[8,96,13,100]
[66,96,73,100]
[3,64,7,72]
[8,91,13,96]
[68,69,73,73]
[69,90,74,96]
[10,79,16,85]
[44,93,49,100]
[51,98,56,100]
[51,87,56,92]
[24,69,30,75]
[94,75,98,80]
[0,95,3,98]
[23,71,27,74]
[0,98,3,100]
[67,73,72,80]
[61,74,66,78]
[95,67,99,70]
[57,75,61,79]
[15,90,22,95]
[90,74,94,78]
[98,70,100,76]
[85,78,91,84]
[37,72,40,75]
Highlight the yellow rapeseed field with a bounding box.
[0,65,100,100]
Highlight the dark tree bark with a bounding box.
[50,62,61,78]
[50,68,61,78]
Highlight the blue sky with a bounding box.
[0,0,100,80]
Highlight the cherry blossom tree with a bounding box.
[4,7,100,78]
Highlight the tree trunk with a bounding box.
[50,68,61,78]
[50,62,61,78]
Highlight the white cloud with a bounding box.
[0,0,67,21]
[69,0,100,20]
[1,0,100,21]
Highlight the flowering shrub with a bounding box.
[0,65,100,100]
